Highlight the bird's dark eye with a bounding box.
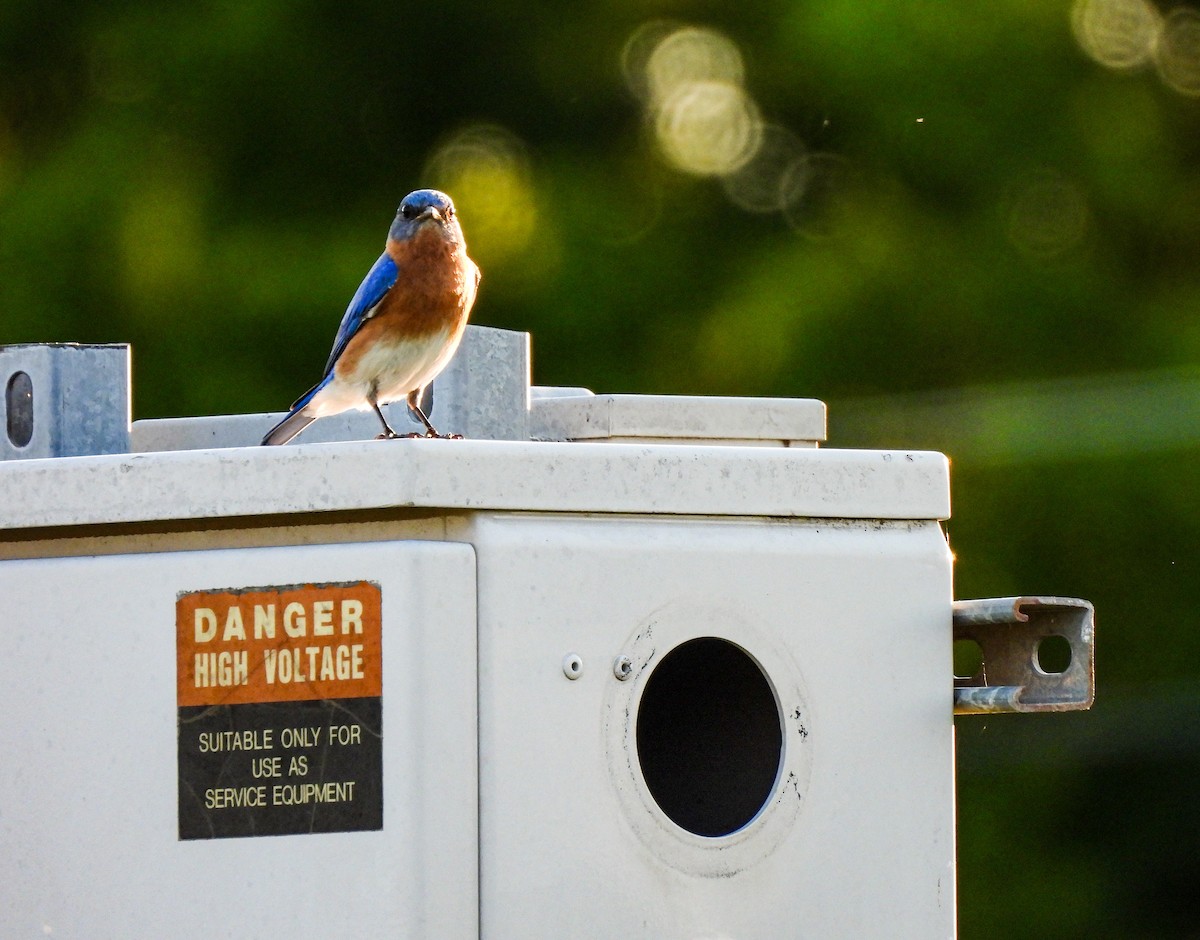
[445,206,455,220]
[401,204,418,220]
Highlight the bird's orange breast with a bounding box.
[335,226,476,379]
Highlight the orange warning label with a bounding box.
[176,581,382,707]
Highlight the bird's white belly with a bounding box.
[308,328,456,417]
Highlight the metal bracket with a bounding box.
[953,596,1095,715]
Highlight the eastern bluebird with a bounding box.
[261,189,480,445]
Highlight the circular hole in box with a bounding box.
[635,637,782,837]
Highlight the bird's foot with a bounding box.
[376,429,461,440]
[375,430,427,440]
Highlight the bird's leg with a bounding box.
[370,396,401,440]
[406,389,439,436]
[406,389,462,439]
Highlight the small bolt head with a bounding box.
[562,653,584,680]
[613,655,633,681]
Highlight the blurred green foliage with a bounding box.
[3,0,1199,934]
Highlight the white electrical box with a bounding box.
[0,330,966,938]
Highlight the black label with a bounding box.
[178,697,382,840]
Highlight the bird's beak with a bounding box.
[419,206,444,223]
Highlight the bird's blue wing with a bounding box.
[322,251,399,375]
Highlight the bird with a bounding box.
[261,189,480,446]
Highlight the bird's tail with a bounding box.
[261,408,316,446]
[262,376,327,445]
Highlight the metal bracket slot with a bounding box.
[953,596,1095,715]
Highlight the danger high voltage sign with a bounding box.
[176,581,383,840]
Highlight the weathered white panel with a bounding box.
[473,514,955,939]
[0,541,477,939]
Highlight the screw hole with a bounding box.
[1036,634,1072,674]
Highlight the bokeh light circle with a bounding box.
[1071,0,1161,71]
[1005,170,1091,259]
[422,124,537,265]
[644,26,745,108]
[621,20,681,102]
[654,80,763,177]
[1155,8,1200,97]
[780,153,851,238]
[721,125,808,213]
